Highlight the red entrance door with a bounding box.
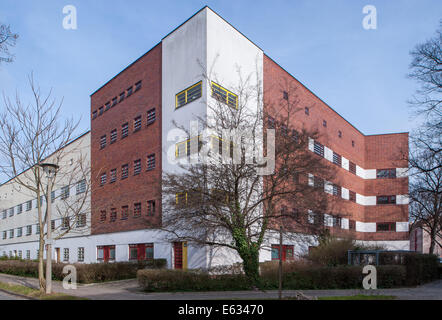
[174,242,183,269]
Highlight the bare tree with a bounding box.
[162,69,336,282]
[408,21,442,172]
[409,148,442,255]
[0,24,18,64]
[0,74,89,293]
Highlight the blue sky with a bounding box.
[0,0,441,137]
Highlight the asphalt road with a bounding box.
[0,290,26,300]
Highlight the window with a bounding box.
[121,123,129,139]
[338,130,342,138]
[17,204,22,214]
[26,250,30,260]
[110,129,117,144]
[332,216,342,228]
[313,176,324,190]
[17,227,22,237]
[76,179,86,194]
[61,186,70,200]
[36,224,40,234]
[271,245,294,261]
[110,169,117,183]
[105,102,111,111]
[134,159,141,175]
[332,184,341,197]
[349,191,356,202]
[61,217,70,230]
[99,106,104,116]
[349,220,356,230]
[349,161,356,175]
[100,173,107,186]
[100,135,106,149]
[51,190,56,203]
[129,243,154,261]
[377,195,396,205]
[281,124,288,136]
[110,208,117,222]
[323,120,327,127]
[121,164,129,179]
[352,140,355,147]
[92,111,97,120]
[127,86,133,97]
[175,192,187,206]
[9,207,14,217]
[97,245,115,262]
[377,222,396,232]
[135,81,142,91]
[211,82,237,109]
[77,213,86,228]
[305,107,309,115]
[147,154,155,171]
[313,141,324,157]
[119,92,125,102]
[26,225,32,236]
[332,152,342,166]
[100,210,106,222]
[112,97,118,107]
[18,250,22,259]
[147,108,156,125]
[2,231,6,239]
[78,247,84,262]
[121,206,129,220]
[267,116,275,129]
[63,248,69,262]
[283,91,288,100]
[26,200,32,211]
[2,210,6,219]
[133,203,141,217]
[51,220,55,231]
[134,116,142,132]
[176,81,202,109]
[377,169,396,179]
[147,200,155,216]
[9,229,14,238]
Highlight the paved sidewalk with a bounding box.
[0,273,440,300]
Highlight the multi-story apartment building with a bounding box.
[0,7,409,267]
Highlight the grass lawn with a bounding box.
[318,294,396,300]
[0,281,88,300]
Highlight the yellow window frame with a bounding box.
[175,81,202,109]
[175,192,188,205]
[211,81,238,109]
[175,135,202,158]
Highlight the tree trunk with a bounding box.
[237,244,260,284]
[38,233,45,293]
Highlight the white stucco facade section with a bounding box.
[324,147,333,162]
[161,8,208,177]
[356,221,376,232]
[355,165,365,179]
[396,195,409,205]
[396,168,408,178]
[396,222,409,232]
[365,169,376,179]
[341,187,349,200]
[356,194,376,206]
[308,138,314,152]
[0,133,91,245]
[341,218,349,230]
[341,157,349,171]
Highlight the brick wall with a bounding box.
[90,43,162,235]
[263,54,409,242]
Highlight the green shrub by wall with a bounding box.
[0,259,167,283]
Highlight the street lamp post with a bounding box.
[40,163,59,295]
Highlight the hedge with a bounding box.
[0,259,167,283]
[137,265,406,292]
